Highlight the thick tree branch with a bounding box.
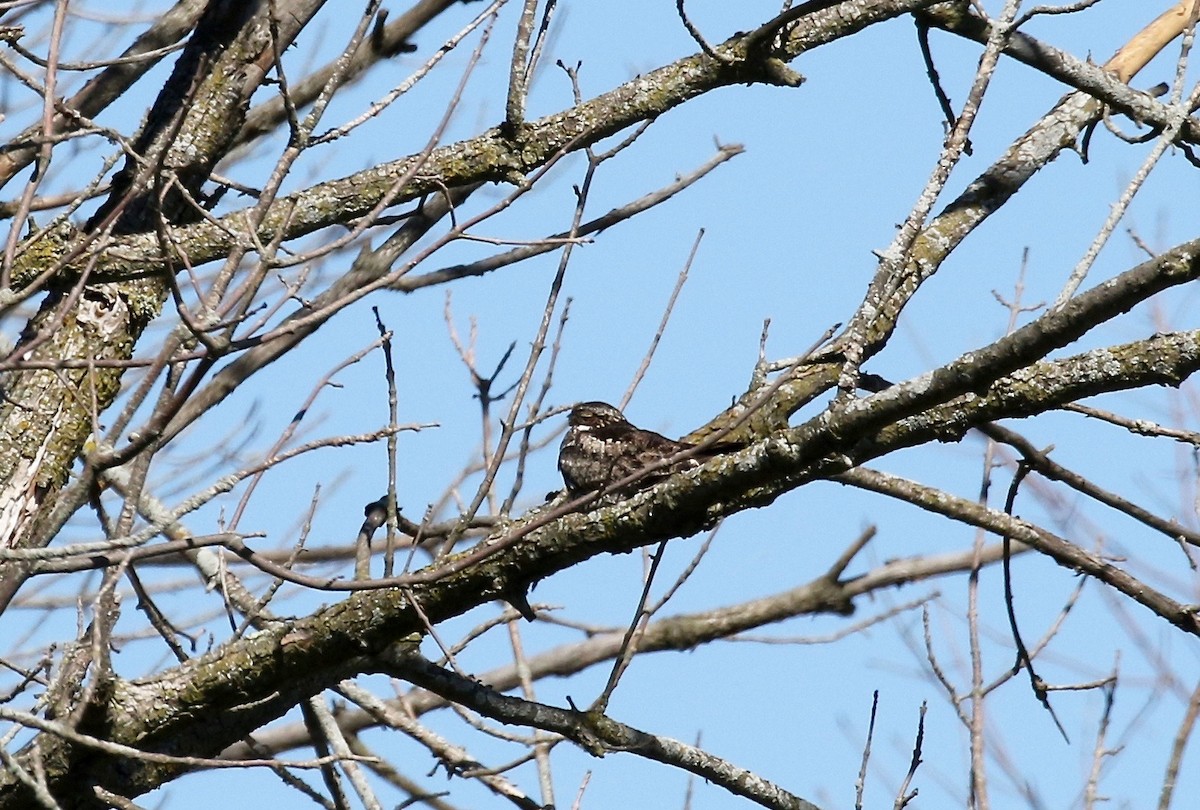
[0,0,208,190]
[7,0,937,288]
[836,466,1200,636]
[9,324,1199,804]
[388,651,825,810]
[689,4,1190,444]
[0,0,326,622]
[922,0,1200,139]
[3,4,1197,806]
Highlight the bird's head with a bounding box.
[567,401,627,430]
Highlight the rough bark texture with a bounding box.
[0,1,1197,807]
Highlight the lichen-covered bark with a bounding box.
[0,1,321,566]
[0,283,148,549]
[0,0,210,188]
[2,2,1193,806]
[4,320,1199,805]
[7,0,941,290]
[0,0,936,561]
[686,5,1187,447]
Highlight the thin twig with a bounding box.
[854,690,879,810]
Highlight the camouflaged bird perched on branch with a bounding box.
[557,401,738,496]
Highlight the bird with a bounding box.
[558,401,705,495]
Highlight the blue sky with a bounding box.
[4,2,1200,808]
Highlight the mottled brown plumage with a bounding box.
[558,401,700,495]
